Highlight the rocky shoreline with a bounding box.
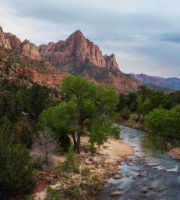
[33,137,134,199]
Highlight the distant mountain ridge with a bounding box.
[0,26,143,92]
[130,73,180,91]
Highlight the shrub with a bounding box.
[56,146,80,175]
[81,167,91,176]
[45,186,61,200]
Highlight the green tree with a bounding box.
[137,85,152,101]
[27,83,52,121]
[0,118,34,200]
[39,75,120,153]
[141,90,168,115]
[145,105,180,150]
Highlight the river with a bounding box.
[98,125,180,200]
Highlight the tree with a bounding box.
[141,90,168,115]
[34,126,59,166]
[145,105,180,150]
[0,118,34,200]
[39,75,120,153]
[27,83,52,121]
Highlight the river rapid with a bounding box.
[98,125,180,200]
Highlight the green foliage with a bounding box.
[24,195,34,200]
[39,75,120,153]
[0,118,35,199]
[81,167,91,176]
[168,91,180,108]
[0,119,34,198]
[59,178,81,199]
[17,122,33,149]
[56,146,80,175]
[145,105,180,150]
[82,173,102,195]
[137,85,152,101]
[141,90,168,115]
[27,83,52,121]
[45,187,61,200]
[120,106,131,120]
[89,144,96,154]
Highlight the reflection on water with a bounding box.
[98,125,180,200]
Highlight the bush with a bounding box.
[45,186,61,200]
[56,146,80,175]
[81,167,91,176]
[89,144,96,154]
[83,173,102,195]
[120,107,130,120]
[24,195,34,200]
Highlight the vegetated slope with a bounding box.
[145,83,175,93]
[130,73,178,92]
[0,26,143,93]
[0,46,66,88]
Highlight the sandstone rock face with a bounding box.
[39,30,119,70]
[5,33,21,52]
[0,27,11,49]
[0,27,41,60]
[15,66,64,86]
[21,39,41,60]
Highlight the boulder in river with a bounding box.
[113,174,122,179]
[168,148,180,160]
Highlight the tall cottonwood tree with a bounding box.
[39,75,120,153]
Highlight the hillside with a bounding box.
[0,46,66,88]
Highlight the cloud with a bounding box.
[1,0,180,77]
[160,32,180,43]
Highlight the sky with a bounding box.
[0,0,180,78]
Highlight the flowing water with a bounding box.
[98,125,180,200]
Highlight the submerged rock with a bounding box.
[110,191,122,196]
[113,174,122,179]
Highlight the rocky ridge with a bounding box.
[39,30,119,70]
[0,26,143,92]
[0,27,42,60]
[130,73,180,91]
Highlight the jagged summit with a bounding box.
[39,29,119,70]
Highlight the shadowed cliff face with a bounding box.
[0,26,143,92]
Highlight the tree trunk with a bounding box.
[72,132,77,151]
[76,132,81,154]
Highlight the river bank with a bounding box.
[33,136,134,199]
[99,125,180,200]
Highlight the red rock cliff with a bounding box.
[0,27,11,49]
[21,39,41,60]
[39,30,119,70]
[5,32,21,52]
[0,26,41,60]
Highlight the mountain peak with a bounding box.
[74,30,83,36]
[39,30,119,70]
